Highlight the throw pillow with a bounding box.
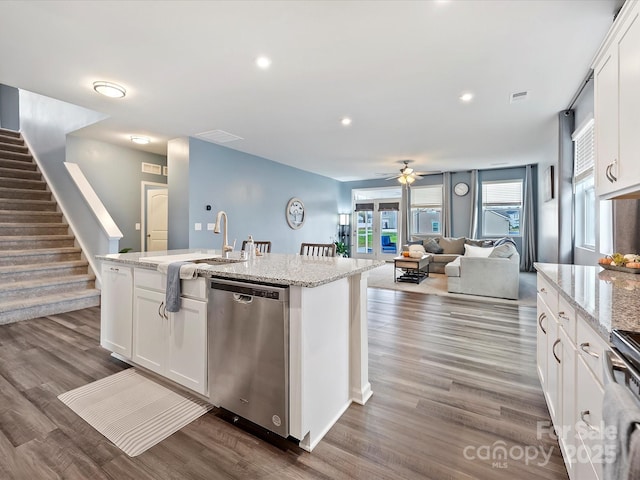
[437,237,466,255]
[408,244,426,254]
[424,238,444,254]
[489,243,517,258]
[494,237,517,248]
[465,238,485,247]
[464,244,494,257]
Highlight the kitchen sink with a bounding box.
[142,253,245,265]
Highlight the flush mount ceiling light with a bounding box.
[341,117,352,126]
[93,81,126,98]
[459,92,474,102]
[130,136,150,145]
[256,56,272,69]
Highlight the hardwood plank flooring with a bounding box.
[0,289,568,480]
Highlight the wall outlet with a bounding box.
[135,223,141,231]
[195,223,202,231]
[206,223,215,231]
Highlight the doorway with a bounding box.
[141,182,168,252]
[352,188,401,261]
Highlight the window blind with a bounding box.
[411,185,443,206]
[572,118,595,182]
[378,202,399,211]
[482,181,522,206]
[354,203,374,211]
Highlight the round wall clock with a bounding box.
[454,182,469,196]
[286,197,305,229]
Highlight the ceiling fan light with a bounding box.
[397,176,407,184]
[406,175,416,184]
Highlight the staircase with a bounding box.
[0,128,100,324]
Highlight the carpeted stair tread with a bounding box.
[0,199,57,211]
[0,235,75,249]
[0,151,33,162]
[0,186,51,200]
[0,273,94,291]
[0,246,80,258]
[0,166,42,180]
[0,135,24,146]
[0,176,46,190]
[0,210,63,223]
[0,158,37,171]
[0,142,29,154]
[0,289,101,324]
[0,260,89,276]
[0,128,21,138]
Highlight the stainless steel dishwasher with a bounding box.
[208,278,289,438]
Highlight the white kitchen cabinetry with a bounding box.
[536,273,610,480]
[594,0,640,199]
[100,262,133,358]
[132,269,208,395]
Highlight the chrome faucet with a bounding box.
[213,210,233,255]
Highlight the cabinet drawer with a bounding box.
[576,317,609,386]
[575,356,605,480]
[537,275,558,313]
[135,268,207,300]
[557,295,576,344]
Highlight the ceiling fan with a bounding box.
[385,160,438,185]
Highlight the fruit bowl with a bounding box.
[598,262,640,274]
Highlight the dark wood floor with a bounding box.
[0,288,568,480]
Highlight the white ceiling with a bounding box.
[0,0,622,181]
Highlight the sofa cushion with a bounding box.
[465,238,492,247]
[424,238,444,254]
[489,243,517,258]
[436,236,465,255]
[444,257,461,277]
[431,254,460,264]
[464,244,494,257]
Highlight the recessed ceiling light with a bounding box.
[130,136,150,145]
[459,92,474,102]
[341,117,352,126]
[93,81,126,98]
[256,56,272,69]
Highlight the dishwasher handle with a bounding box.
[233,293,253,304]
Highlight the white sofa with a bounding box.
[445,250,520,300]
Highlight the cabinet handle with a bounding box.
[579,342,600,359]
[538,312,547,334]
[162,303,169,320]
[610,159,618,182]
[158,301,164,319]
[552,339,561,364]
[580,410,598,431]
[605,164,613,182]
[558,311,570,321]
[538,287,546,294]
[110,267,119,272]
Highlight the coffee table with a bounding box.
[394,254,432,284]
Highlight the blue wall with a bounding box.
[170,138,342,254]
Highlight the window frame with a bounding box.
[480,179,523,238]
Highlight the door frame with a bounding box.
[140,181,168,252]
[352,195,401,261]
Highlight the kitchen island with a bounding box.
[97,249,384,451]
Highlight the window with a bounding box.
[573,119,595,249]
[410,185,442,235]
[481,180,523,236]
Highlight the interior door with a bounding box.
[146,188,168,251]
[353,200,400,260]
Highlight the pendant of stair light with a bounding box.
[93,81,126,98]
[341,117,352,126]
[130,136,150,145]
[256,56,272,69]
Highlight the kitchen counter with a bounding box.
[97,249,384,288]
[535,262,640,339]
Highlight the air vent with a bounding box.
[194,129,243,144]
[510,91,529,103]
[141,162,162,175]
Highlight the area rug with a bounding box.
[58,368,212,457]
[366,263,537,307]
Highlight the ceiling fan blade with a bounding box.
[384,174,401,180]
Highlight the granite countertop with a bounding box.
[97,249,385,288]
[534,262,640,340]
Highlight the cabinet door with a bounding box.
[166,297,208,395]
[536,297,548,388]
[617,9,640,190]
[545,313,561,425]
[133,288,166,374]
[559,327,576,479]
[594,49,619,196]
[100,263,133,358]
[575,356,605,480]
